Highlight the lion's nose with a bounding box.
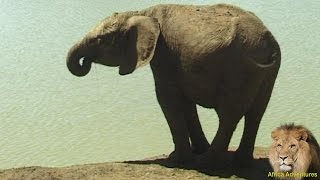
[279,155,288,161]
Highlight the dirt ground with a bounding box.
[0,147,273,180]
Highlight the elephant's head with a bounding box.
[66,13,160,76]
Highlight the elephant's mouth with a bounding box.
[93,55,122,67]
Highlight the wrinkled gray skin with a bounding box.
[67,4,281,168]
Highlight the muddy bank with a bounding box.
[0,147,273,180]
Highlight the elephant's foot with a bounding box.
[168,150,195,164]
[232,150,254,168]
[191,142,210,155]
[195,150,232,169]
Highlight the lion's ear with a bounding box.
[271,130,280,141]
[293,129,308,141]
[298,130,308,141]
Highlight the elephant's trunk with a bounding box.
[66,40,93,77]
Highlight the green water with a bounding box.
[1,0,319,169]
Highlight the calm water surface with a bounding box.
[0,0,319,169]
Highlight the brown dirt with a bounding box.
[0,147,273,180]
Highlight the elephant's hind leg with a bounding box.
[184,101,210,155]
[234,74,278,167]
[196,110,243,168]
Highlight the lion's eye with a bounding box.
[277,144,282,147]
[290,144,296,148]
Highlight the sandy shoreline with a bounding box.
[0,147,272,180]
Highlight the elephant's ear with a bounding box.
[119,16,160,75]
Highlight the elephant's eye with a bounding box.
[97,34,114,45]
[103,35,114,43]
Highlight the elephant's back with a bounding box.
[151,4,264,61]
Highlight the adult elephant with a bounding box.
[66,4,281,167]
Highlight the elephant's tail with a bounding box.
[250,31,281,70]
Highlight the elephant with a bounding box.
[66,3,281,168]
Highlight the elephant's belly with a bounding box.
[186,89,218,108]
[180,61,258,109]
[181,76,219,108]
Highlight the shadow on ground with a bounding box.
[125,151,274,180]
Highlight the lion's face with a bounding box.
[272,135,300,172]
[269,128,311,173]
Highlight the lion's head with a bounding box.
[269,124,320,174]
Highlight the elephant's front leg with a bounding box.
[155,85,195,163]
[184,101,210,155]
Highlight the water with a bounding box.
[0,0,319,169]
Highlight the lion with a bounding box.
[269,124,320,179]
